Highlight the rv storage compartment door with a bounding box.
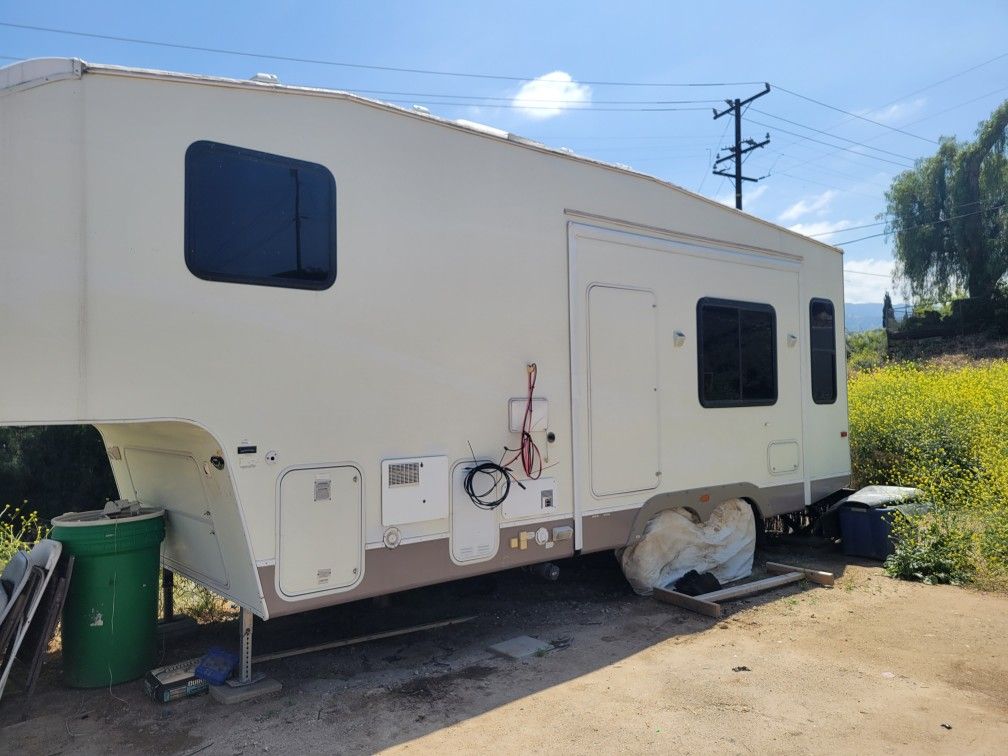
[278,466,362,597]
[124,448,229,587]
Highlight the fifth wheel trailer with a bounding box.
[0,58,850,621]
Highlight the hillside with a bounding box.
[845,302,883,333]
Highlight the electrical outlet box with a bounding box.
[508,398,548,432]
[502,478,557,521]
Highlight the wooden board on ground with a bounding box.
[652,563,836,618]
[765,561,835,586]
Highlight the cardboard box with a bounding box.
[144,657,209,703]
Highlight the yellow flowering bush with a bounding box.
[1,503,49,563]
[848,361,1008,587]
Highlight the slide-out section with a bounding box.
[569,222,805,540]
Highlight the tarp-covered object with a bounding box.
[619,499,755,595]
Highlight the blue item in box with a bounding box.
[839,505,897,560]
[195,647,240,685]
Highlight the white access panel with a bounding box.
[768,441,801,475]
[381,455,449,526]
[587,285,662,496]
[501,477,557,520]
[450,461,499,564]
[508,398,549,432]
[278,466,362,596]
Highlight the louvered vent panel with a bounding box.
[314,479,331,502]
[381,456,449,526]
[387,462,421,487]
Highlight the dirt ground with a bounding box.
[1,547,1006,755]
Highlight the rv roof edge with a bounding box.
[0,57,84,93]
[0,56,839,253]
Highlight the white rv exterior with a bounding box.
[0,59,850,619]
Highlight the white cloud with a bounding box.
[512,71,591,120]
[744,184,769,207]
[778,190,836,223]
[787,219,855,238]
[870,98,927,124]
[712,183,766,210]
[844,258,896,303]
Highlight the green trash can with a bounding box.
[51,502,165,688]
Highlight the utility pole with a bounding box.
[712,83,771,210]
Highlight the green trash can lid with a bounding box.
[52,499,164,527]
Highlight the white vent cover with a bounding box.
[381,456,449,526]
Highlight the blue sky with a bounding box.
[2,1,1006,303]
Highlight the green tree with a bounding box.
[886,102,1008,301]
[882,291,896,330]
[0,426,117,522]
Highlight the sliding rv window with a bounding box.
[696,298,777,407]
[185,141,336,290]
[810,298,837,404]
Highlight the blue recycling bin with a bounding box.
[839,501,931,560]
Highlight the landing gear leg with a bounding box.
[209,607,283,704]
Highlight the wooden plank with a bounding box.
[251,615,476,664]
[694,572,805,603]
[765,562,835,587]
[652,587,722,618]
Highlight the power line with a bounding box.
[776,148,902,179]
[828,231,890,246]
[763,54,1008,175]
[869,51,1008,116]
[773,84,938,144]
[903,84,1008,128]
[770,170,884,201]
[778,85,1008,178]
[552,134,715,140]
[844,267,891,278]
[773,152,890,185]
[349,88,724,105]
[0,22,764,88]
[809,220,885,237]
[382,99,711,112]
[747,118,914,168]
[811,198,1002,240]
[750,109,918,161]
[830,205,996,246]
[697,112,734,193]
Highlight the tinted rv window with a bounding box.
[185,141,336,290]
[810,298,837,404]
[697,298,777,407]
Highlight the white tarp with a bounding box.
[619,499,755,595]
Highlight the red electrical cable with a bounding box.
[502,363,543,480]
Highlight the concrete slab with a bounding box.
[488,635,553,659]
[209,677,282,705]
